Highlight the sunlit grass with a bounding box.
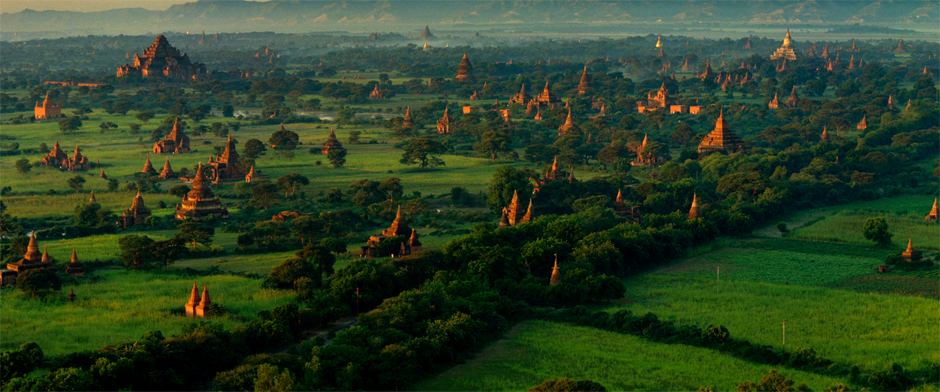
[413,320,848,392]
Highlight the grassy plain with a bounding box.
[0,269,296,355]
[413,320,849,392]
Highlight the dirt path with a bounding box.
[753,208,834,238]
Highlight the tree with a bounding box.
[487,166,536,213]
[16,268,62,296]
[474,131,511,161]
[863,217,892,246]
[529,378,607,392]
[269,129,299,158]
[58,116,82,133]
[277,173,310,197]
[243,139,267,159]
[168,185,191,198]
[347,130,361,144]
[135,110,155,123]
[14,158,31,174]
[251,180,281,209]
[268,257,318,289]
[327,148,347,167]
[119,234,156,269]
[254,364,294,392]
[222,104,235,118]
[177,222,215,251]
[349,179,384,207]
[152,237,188,269]
[107,179,120,192]
[400,137,446,169]
[378,177,404,202]
[295,243,337,276]
[67,175,86,192]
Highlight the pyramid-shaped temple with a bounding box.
[117,35,207,79]
[698,110,746,154]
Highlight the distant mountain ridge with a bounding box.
[3,0,937,37]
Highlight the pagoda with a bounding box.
[158,157,177,179]
[500,190,526,227]
[578,66,591,95]
[65,248,84,277]
[768,92,780,109]
[207,131,243,181]
[436,107,452,134]
[534,80,562,108]
[118,190,153,229]
[925,198,938,222]
[857,116,868,131]
[175,164,230,220]
[6,233,54,276]
[369,84,384,101]
[637,83,676,113]
[185,281,213,318]
[820,127,831,143]
[508,84,532,106]
[321,128,346,155]
[402,107,415,127]
[558,108,578,136]
[141,154,157,174]
[893,39,905,54]
[89,191,97,203]
[40,140,69,167]
[61,145,91,171]
[541,156,566,185]
[34,92,62,119]
[770,29,798,61]
[700,59,716,81]
[361,206,420,257]
[117,35,206,79]
[419,25,434,40]
[454,53,476,82]
[900,239,922,261]
[153,118,191,154]
[698,110,746,154]
[785,86,799,108]
[549,256,562,286]
[688,194,701,219]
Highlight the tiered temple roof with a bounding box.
[436,107,452,135]
[361,206,421,257]
[207,130,242,181]
[158,157,177,179]
[509,84,532,106]
[578,66,591,95]
[419,25,434,40]
[698,110,746,154]
[321,128,345,155]
[454,53,475,82]
[40,140,69,167]
[175,164,230,220]
[534,81,562,108]
[770,29,798,61]
[117,35,206,79]
[6,233,54,274]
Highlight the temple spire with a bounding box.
[688,193,700,219]
[550,255,562,286]
[89,190,97,203]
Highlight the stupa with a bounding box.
[175,164,230,220]
[698,110,746,154]
[158,157,177,179]
[454,53,476,82]
[321,128,346,155]
[402,107,414,127]
[925,198,938,222]
[117,35,207,79]
[153,118,191,154]
[118,190,153,229]
[361,206,421,257]
[770,29,798,61]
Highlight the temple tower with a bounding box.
[549,256,562,286]
[688,193,700,219]
[925,198,939,222]
[66,248,84,277]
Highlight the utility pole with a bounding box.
[782,319,787,350]
[716,264,720,294]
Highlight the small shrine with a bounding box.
[688,194,701,219]
[5,233,55,280]
[402,107,414,127]
[785,86,799,108]
[900,239,923,261]
[768,92,780,109]
[321,128,346,155]
[821,127,831,143]
[925,198,938,222]
[558,108,578,136]
[141,154,157,174]
[437,107,452,135]
[857,116,868,131]
[66,248,84,277]
[498,190,533,228]
[454,53,476,82]
[206,131,243,181]
[184,281,212,318]
[158,157,177,179]
[34,92,62,119]
[369,84,385,101]
[508,84,532,106]
[549,256,562,286]
[153,118,191,154]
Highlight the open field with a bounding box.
[790,211,939,250]
[0,268,296,355]
[413,320,849,392]
[604,273,938,371]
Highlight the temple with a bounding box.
[633,134,669,166]
[925,198,938,222]
[637,83,703,114]
[820,127,831,143]
[4,233,55,282]
[158,157,177,179]
[785,86,799,108]
[558,108,578,135]
[533,81,562,109]
[41,142,91,171]
[499,190,532,228]
[321,128,346,155]
[117,35,207,79]
[360,206,421,258]
[175,164,230,220]
[66,248,84,277]
[770,29,798,60]
[437,107,452,134]
[900,239,922,261]
[206,131,243,181]
[369,84,385,100]
[185,282,212,318]
[454,53,476,82]
[153,118,191,154]
[768,92,780,109]
[549,256,562,286]
[34,92,62,119]
[402,107,415,127]
[688,194,701,219]
[419,25,435,40]
[118,190,152,229]
[578,66,590,95]
[857,116,868,131]
[508,84,532,106]
[698,110,746,154]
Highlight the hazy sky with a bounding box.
[1,0,265,13]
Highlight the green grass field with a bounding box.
[412,320,849,392]
[791,211,939,250]
[0,269,296,355]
